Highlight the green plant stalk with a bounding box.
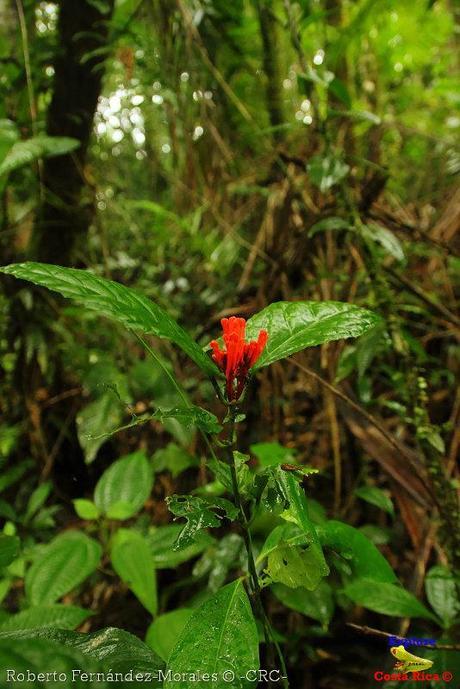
[224,406,289,689]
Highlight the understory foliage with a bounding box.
[0,1,459,688]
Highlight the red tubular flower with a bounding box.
[210,316,268,401]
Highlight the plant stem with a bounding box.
[225,407,289,689]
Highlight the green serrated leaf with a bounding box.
[246,301,381,369]
[25,531,101,606]
[167,580,259,688]
[0,263,218,376]
[94,451,153,520]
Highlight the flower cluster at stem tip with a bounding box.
[210,316,268,402]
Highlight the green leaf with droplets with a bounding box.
[245,301,381,369]
[0,262,218,376]
[166,580,259,688]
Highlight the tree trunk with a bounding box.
[256,1,284,138]
[31,0,115,265]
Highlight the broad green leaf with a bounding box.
[153,443,198,478]
[343,579,438,621]
[0,136,80,176]
[0,627,164,687]
[148,525,213,568]
[0,605,92,632]
[146,608,193,662]
[73,499,101,520]
[425,565,460,629]
[166,580,259,688]
[166,495,238,549]
[272,581,334,627]
[111,529,157,615]
[261,523,328,590]
[25,531,102,605]
[24,482,52,523]
[94,451,153,520]
[354,486,394,515]
[0,534,19,568]
[0,638,106,688]
[317,520,397,583]
[76,392,123,464]
[250,442,294,468]
[0,263,218,376]
[246,301,380,369]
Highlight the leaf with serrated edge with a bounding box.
[246,301,381,369]
[0,263,218,376]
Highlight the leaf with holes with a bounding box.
[25,531,101,606]
[261,523,328,590]
[166,495,238,550]
[0,263,218,376]
[245,301,380,369]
